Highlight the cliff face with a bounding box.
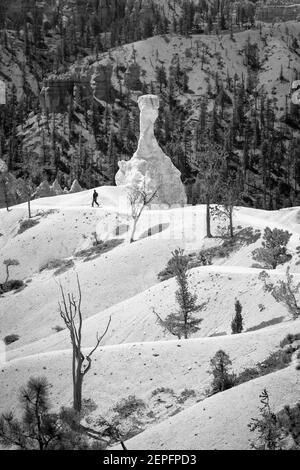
[91,61,114,102]
[40,60,114,113]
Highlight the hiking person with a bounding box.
[92,189,99,207]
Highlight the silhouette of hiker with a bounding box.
[92,190,99,207]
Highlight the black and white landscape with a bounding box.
[0,0,300,452]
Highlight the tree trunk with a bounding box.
[229,206,234,238]
[206,196,212,238]
[5,265,9,283]
[73,365,83,413]
[120,440,127,451]
[27,197,31,219]
[130,218,138,243]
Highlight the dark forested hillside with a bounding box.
[0,0,300,209]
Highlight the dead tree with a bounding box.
[127,181,158,243]
[58,276,111,413]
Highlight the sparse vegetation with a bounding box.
[259,267,300,319]
[112,395,146,419]
[236,338,299,385]
[75,239,123,262]
[158,227,260,281]
[40,258,75,276]
[17,218,39,234]
[249,390,300,450]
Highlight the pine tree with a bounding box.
[252,227,292,270]
[209,350,236,394]
[155,249,204,339]
[0,377,79,450]
[248,389,281,450]
[231,299,243,334]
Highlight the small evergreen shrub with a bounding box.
[231,299,243,334]
[0,280,24,294]
[112,396,146,419]
[252,227,292,269]
[4,334,20,345]
[209,350,236,395]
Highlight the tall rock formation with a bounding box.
[115,94,187,206]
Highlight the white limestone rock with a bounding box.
[33,180,54,198]
[115,94,187,206]
[69,179,82,193]
[51,178,63,195]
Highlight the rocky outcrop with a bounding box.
[69,179,82,193]
[50,179,63,195]
[115,94,187,206]
[40,60,114,112]
[33,180,53,199]
[91,60,113,103]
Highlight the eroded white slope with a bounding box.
[116,366,300,450]
[1,187,300,351]
[6,265,298,360]
[1,318,299,417]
